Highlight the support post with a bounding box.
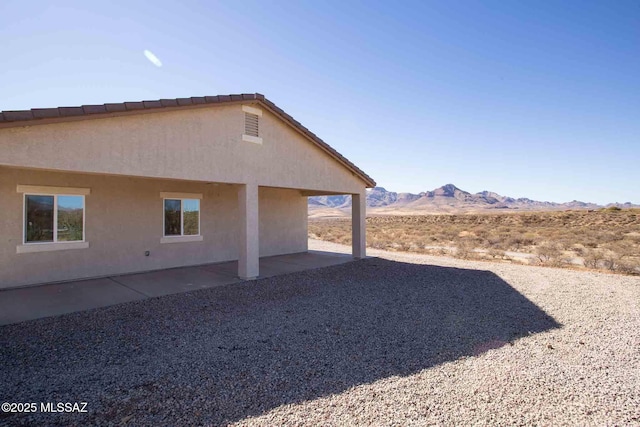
[238,183,259,279]
[352,190,366,259]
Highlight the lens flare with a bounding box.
[143,50,162,67]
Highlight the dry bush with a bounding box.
[487,248,508,260]
[599,244,639,274]
[455,240,475,259]
[486,235,506,249]
[583,249,605,269]
[436,247,449,256]
[398,242,412,252]
[536,243,562,265]
[504,236,522,250]
[571,246,585,256]
[615,261,640,275]
[309,209,640,275]
[369,236,389,250]
[556,239,574,251]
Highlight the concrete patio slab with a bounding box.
[113,266,241,298]
[198,253,352,279]
[200,261,238,276]
[0,250,356,325]
[0,278,147,325]
[275,251,354,268]
[255,259,310,278]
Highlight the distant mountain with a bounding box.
[311,194,351,209]
[308,197,330,207]
[308,184,638,213]
[367,187,400,206]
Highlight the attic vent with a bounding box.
[241,105,263,144]
[245,112,259,137]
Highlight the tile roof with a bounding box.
[0,93,376,187]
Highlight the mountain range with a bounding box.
[309,184,639,215]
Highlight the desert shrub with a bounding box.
[614,260,640,275]
[583,249,605,269]
[571,246,585,256]
[627,235,640,245]
[414,241,426,250]
[536,243,562,265]
[486,235,505,249]
[526,257,539,266]
[597,232,624,244]
[488,248,507,259]
[555,256,573,267]
[309,211,640,275]
[398,242,412,252]
[473,228,489,239]
[505,235,535,251]
[455,240,475,259]
[556,238,574,251]
[338,235,351,245]
[369,238,388,250]
[599,244,638,273]
[601,252,620,271]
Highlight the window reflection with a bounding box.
[183,199,200,235]
[164,199,182,236]
[57,195,84,241]
[25,195,54,242]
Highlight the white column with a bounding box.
[238,183,259,279]
[352,190,366,259]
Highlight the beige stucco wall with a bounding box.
[0,104,367,194]
[0,168,308,288]
[259,187,308,257]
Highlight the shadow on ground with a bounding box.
[0,258,560,426]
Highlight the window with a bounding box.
[242,105,263,144]
[160,193,202,243]
[16,185,90,253]
[159,192,203,244]
[163,198,200,237]
[25,194,85,243]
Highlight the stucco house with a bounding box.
[0,93,375,289]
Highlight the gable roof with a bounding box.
[0,93,375,187]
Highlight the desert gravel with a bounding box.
[1,240,639,426]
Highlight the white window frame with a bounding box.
[16,185,90,254]
[160,192,203,244]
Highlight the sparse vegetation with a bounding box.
[57,209,84,241]
[308,209,640,275]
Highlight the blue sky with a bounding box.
[1,0,638,204]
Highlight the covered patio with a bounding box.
[0,249,354,325]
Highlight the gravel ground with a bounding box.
[1,240,639,426]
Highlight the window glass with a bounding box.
[164,199,182,236]
[57,196,84,242]
[183,199,200,235]
[25,195,54,242]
